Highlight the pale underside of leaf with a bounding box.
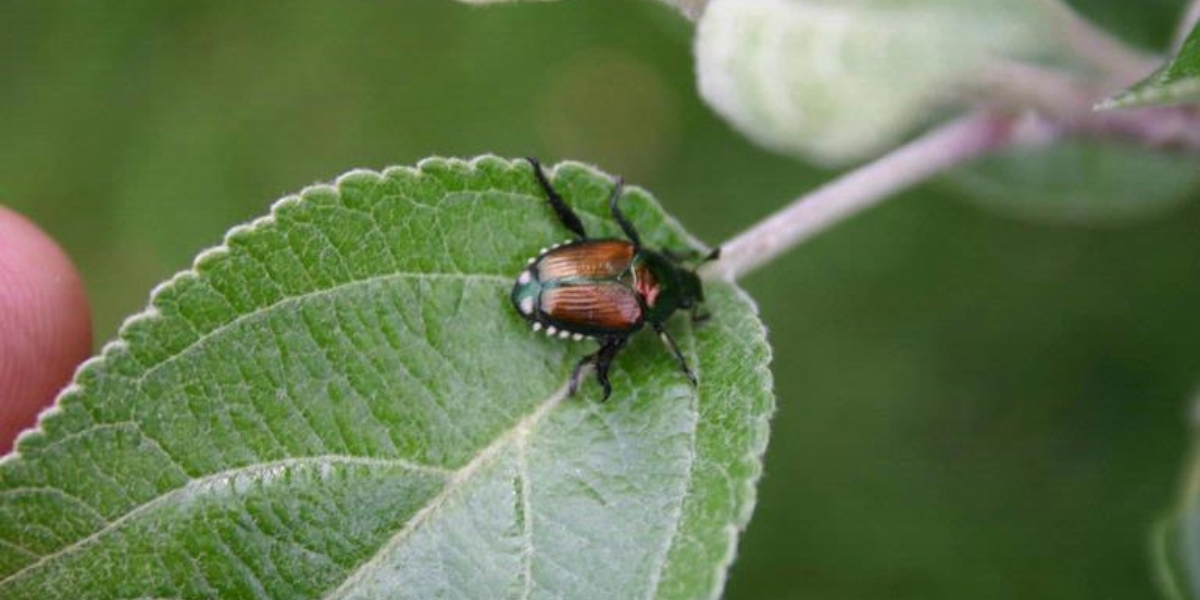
[0,156,773,599]
[694,0,1066,164]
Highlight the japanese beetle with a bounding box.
[511,158,719,400]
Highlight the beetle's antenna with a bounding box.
[526,157,587,240]
[690,247,721,270]
[608,178,641,249]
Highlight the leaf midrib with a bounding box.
[320,382,572,600]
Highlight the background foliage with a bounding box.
[2,0,1199,598]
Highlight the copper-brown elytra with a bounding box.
[511,158,719,400]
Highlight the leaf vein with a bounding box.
[0,455,450,587]
[0,537,42,561]
[0,487,110,526]
[132,272,508,391]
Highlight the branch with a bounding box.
[703,112,1054,282]
[697,3,1197,284]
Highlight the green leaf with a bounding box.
[946,140,1200,224]
[0,157,773,599]
[694,0,1071,164]
[1098,21,1200,109]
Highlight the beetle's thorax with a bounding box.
[630,249,696,325]
[633,266,661,308]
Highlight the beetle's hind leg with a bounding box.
[569,336,628,401]
[653,323,697,387]
[526,157,588,241]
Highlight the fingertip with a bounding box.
[0,206,92,454]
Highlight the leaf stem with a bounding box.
[696,2,1197,284]
[704,112,1052,282]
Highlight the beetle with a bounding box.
[511,157,718,400]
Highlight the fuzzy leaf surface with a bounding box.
[694,0,1071,164]
[0,157,773,600]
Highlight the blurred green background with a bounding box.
[3,0,1200,598]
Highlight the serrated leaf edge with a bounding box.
[1,155,665,465]
[0,155,771,600]
[703,285,773,600]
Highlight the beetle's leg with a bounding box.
[690,305,712,324]
[608,178,641,250]
[570,337,627,401]
[526,157,588,240]
[653,323,697,386]
[592,337,628,401]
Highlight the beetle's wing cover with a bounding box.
[541,282,643,334]
[537,240,634,280]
